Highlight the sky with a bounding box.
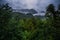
[5,0,60,11]
[0,0,60,12]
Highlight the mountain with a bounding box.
[12,12,45,19]
[40,11,45,13]
[13,9,37,14]
[11,12,34,19]
[13,9,45,19]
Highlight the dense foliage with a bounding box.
[0,4,60,40]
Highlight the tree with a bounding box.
[58,4,60,11]
[46,4,57,26]
[0,3,12,27]
[46,4,55,13]
[45,4,56,40]
[0,3,12,40]
[55,4,60,40]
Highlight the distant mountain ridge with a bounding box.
[12,12,45,20]
[13,9,37,14]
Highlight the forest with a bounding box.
[0,3,60,40]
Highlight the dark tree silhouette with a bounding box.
[58,4,60,11]
[46,4,55,13]
[0,3,12,40]
[46,4,60,40]
[55,4,60,40]
[46,4,56,27]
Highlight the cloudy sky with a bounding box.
[0,0,60,11]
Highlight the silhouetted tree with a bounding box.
[55,4,60,40]
[0,3,12,40]
[58,4,60,11]
[45,4,56,40]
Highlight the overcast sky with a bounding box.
[0,0,60,11]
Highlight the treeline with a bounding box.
[0,3,60,40]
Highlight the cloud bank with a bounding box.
[5,0,60,11]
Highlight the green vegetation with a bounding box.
[0,3,60,40]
